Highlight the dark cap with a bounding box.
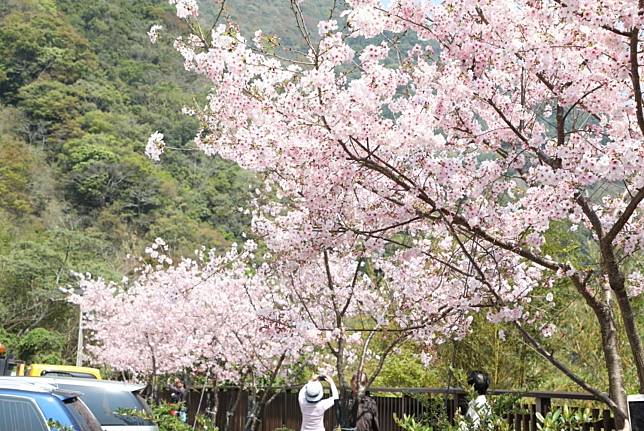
[467,370,490,395]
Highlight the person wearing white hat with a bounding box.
[299,374,339,431]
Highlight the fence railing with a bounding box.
[173,386,615,431]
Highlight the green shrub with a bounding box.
[119,402,217,431]
[18,328,65,363]
[395,413,451,431]
[536,405,594,431]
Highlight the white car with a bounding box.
[0,377,159,431]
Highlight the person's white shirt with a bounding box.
[299,377,339,431]
[465,394,490,428]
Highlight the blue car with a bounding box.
[0,380,102,430]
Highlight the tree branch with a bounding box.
[604,186,644,245]
[630,28,644,136]
[512,320,624,417]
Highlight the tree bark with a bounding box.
[225,389,243,431]
[596,286,629,430]
[145,335,159,404]
[601,240,644,392]
[245,389,257,431]
[211,380,220,427]
[573,277,629,429]
[244,354,286,431]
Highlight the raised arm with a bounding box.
[298,383,307,405]
[327,377,339,400]
[317,376,340,411]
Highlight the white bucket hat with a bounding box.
[304,381,324,403]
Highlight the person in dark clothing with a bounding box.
[168,377,187,403]
[168,377,188,423]
[339,372,379,431]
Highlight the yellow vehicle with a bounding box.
[1,344,101,379]
[24,364,102,380]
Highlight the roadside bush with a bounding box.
[536,405,594,431]
[119,401,217,431]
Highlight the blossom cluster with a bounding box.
[165,0,643,305]
[132,0,644,382]
[72,242,312,380]
[145,131,165,162]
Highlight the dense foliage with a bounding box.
[0,0,255,361]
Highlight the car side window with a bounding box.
[0,395,48,431]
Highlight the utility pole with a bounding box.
[76,304,83,367]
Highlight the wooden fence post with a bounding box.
[452,392,464,423]
[281,389,288,428]
[535,396,551,416]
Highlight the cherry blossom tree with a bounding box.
[265,244,477,425]
[74,234,475,429]
[71,239,310,431]
[152,0,644,428]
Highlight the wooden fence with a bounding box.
[173,387,616,431]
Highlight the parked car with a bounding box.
[8,377,160,431]
[0,379,103,431]
[0,344,102,379]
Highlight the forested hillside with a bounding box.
[0,0,259,362]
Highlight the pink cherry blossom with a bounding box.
[147,24,163,44]
[145,1,644,425]
[168,0,198,19]
[145,131,165,161]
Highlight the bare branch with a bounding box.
[512,320,625,417]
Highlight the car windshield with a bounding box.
[57,384,154,426]
[63,397,103,431]
[42,371,97,379]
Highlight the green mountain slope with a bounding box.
[201,0,339,49]
[0,0,256,362]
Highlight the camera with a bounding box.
[318,375,326,381]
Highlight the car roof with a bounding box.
[0,379,80,401]
[0,379,56,393]
[0,376,145,393]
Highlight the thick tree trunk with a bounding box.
[244,390,258,431]
[594,283,629,430]
[244,392,280,431]
[613,284,644,391]
[211,383,219,427]
[146,337,158,404]
[244,354,286,431]
[335,336,348,428]
[336,336,347,391]
[598,311,628,429]
[567,277,629,427]
[601,242,644,392]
